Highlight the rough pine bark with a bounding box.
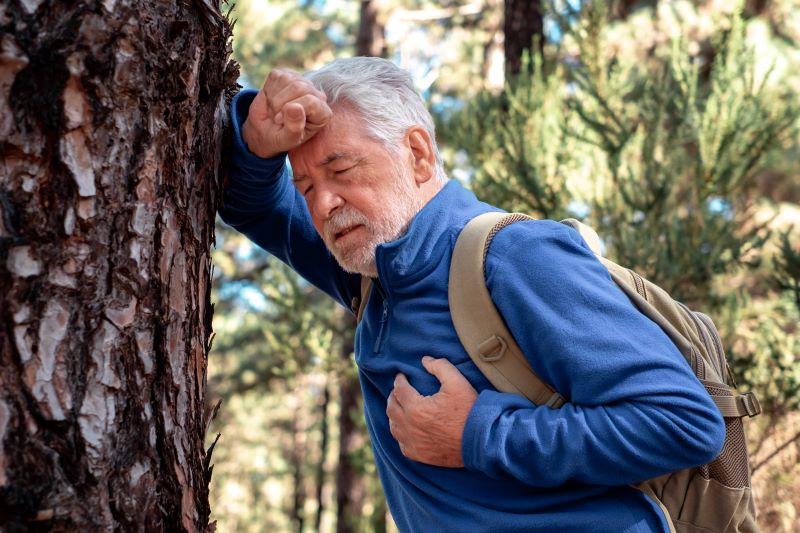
[503,0,544,75]
[0,1,236,531]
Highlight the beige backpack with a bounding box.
[448,212,762,533]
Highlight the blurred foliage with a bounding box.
[451,1,799,305]
[231,0,359,87]
[776,229,800,310]
[211,1,800,532]
[210,227,339,397]
[448,0,800,528]
[209,223,393,532]
[442,53,578,219]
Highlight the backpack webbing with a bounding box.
[448,212,566,407]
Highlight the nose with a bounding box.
[312,185,344,222]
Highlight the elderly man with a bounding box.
[220,57,725,532]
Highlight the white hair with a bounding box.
[304,57,448,184]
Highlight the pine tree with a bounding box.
[0,1,235,530]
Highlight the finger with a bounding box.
[279,94,331,131]
[421,356,469,389]
[261,69,294,115]
[386,394,405,443]
[386,388,403,417]
[298,95,332,129]
[262,106,304,153]
[392,373,422,406]
[282,102,306,134]
[262,69,302,118]
[398,442,412,459]
[387,406,399,438]
[268,78,326,118]
[263,68,302,94]
[249,89,270,122]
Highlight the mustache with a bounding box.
[323,207,370,242]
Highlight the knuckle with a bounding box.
[434,358,449,370]
[289,79,310,93]
[300,95,318,108]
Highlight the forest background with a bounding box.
[208,1,800,532]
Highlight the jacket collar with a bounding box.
[374,180,498,293]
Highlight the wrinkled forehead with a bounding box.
[288,106,383,167]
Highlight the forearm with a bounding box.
[220,89,359,309]
[219,90,288,225]
[462,220,725,487]
[462,389,723,487]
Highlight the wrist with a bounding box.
[242,119,280,159]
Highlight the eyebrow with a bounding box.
[292,151,362,184]
[319,150,360,166]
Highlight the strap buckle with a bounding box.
[737,392,762,417]
[478,335,508,362]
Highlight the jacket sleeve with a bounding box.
[460,220,726,487]
[219,89,360,310]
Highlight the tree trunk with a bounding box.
[611,0,642,20]
[290,397,306,533]
[369,491,387,533]
[744,0,770,17]
[0,1,236,531]
[356,0,386,58]
[335,316,365,533]
[314,381,330,532]
[503,0,544,76]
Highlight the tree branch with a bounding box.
[751,429,800,474]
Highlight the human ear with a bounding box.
[406,127,436,185]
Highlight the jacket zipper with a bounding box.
[372,280,389,354]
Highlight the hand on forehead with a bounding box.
[263,69,328,120]
[241,68,333,158]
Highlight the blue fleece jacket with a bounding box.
[220,89,726,533]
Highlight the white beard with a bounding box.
[322,167,423,278]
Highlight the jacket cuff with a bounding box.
[462,389,529,474]
[231,88,287,175]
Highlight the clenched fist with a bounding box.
[242,69,333,159]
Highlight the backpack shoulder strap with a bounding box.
[449,211,565,407]
[352,276,373,323]
[560,218,603,255]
